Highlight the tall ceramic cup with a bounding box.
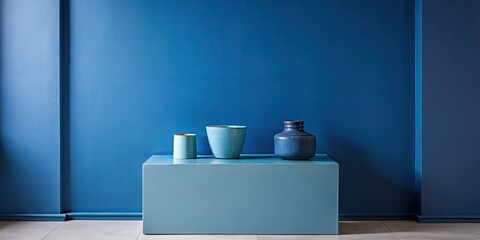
[206,125,246,159]
[173,133,197,159]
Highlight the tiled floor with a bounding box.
[1,220,479,240]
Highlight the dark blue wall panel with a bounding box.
[0,0,60,213]
[321,1,415,215]
[68,0,415,214]
[421,0,480,217]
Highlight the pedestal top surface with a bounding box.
[144,154,337,165]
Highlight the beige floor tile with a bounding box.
[258,221,398,240]
[383,220,480,240]
[138,235,257,240]
[0,221,63,240]
[258,234,398,240]
[3,220,480,240]
[339,221,391,235]
[43,220,142,240]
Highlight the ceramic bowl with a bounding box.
[206,125,247,159]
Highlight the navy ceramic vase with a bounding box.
[274,120,316,160]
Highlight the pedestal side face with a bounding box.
[143,155,338,234]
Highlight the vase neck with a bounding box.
[284,120,304,131]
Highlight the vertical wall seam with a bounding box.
[59,0,70,213]
[414,0,423,217]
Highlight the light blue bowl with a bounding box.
[206,125,247,159]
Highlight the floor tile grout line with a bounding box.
[135,227,143,240]
[40,221,65,240]
[381,221,402,240]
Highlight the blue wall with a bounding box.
[420,0,480,219]
[67,0,415,215]
[0,0,61,213]
[6,0,478,220]
[320,1,415,216]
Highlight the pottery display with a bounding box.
[274,120,316,160]
[206,125,247,159]
[173,133,197,159]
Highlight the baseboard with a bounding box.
[0,213,66,221]
[3,212,478,222]
[66,212,142,220]
[341,213,480,222]
[339,213,416,221]
[416,215,480,223]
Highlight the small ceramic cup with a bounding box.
[206,125,247,159]
[173,133,197,159]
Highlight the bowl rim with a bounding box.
[206,125,246,129]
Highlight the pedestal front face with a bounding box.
[143,154,339,234]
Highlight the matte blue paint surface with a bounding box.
[143,154,338,234]
[317,1,415,215]
[0,0,61,214]
[2,0,478,221]
[68,0,416,215]
[421,0,480,216]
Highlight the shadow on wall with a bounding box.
[325,134,415,216]
[0,0,20,213]
[0,143,21,212]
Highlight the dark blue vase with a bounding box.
[274,120,316,160]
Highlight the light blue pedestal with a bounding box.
[143,154,339,235]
